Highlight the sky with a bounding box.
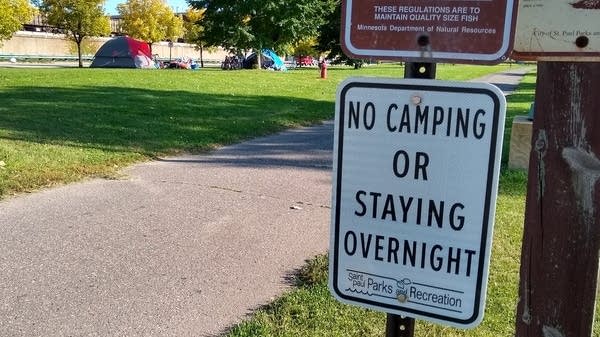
[104,0,190,15]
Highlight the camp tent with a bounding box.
[242,49,287,71]
[90,36,154,68]
[262,49,286,71]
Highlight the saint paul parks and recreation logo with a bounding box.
[345,270,465,313]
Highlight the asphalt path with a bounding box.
[0,68,530,337]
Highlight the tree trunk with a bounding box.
[200,45,204,68]
[256,49,262,69]
[76,39,83,68]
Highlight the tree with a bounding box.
[290,37,319,58]
[187,0,249,53]
[189,0,336,68]
[36,0,110,68]
[315,0,364,69]
[0,0,35,43]
[183,7,209,67]
[118,0,184,53]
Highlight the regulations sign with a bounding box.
[512,0,600,60]
[341,0,516,63]
[329,78,506,328]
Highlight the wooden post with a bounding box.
[515,62,600,337]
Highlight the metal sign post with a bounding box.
[386,313,416,337]
[384,62,437,337]
[404,63,436,79]
[168,41,174,61]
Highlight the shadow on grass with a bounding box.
[0,85,334,158]
[504,86,536,105]
[1,79,531,192]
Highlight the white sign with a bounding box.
[329,78,506,328]
[512,0,600,60]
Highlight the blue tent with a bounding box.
[243,49,287,71]
[261,49,286,71]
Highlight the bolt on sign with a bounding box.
[341,0,516,63]
[512,0,600,61]
[329,78,506,328]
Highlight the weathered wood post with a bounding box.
[515,62,600,337]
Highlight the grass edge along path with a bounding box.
[224,71,538,337]
[0,64,516,199]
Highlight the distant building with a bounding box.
[22,14,53,33]
[109,15,124,36]
[20,12,189,41]
[108,14,187,42]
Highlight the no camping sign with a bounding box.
[329,78,506,328]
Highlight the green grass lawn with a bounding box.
[0,63,514,199]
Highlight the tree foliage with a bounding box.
[183,7,213,67]
[315,0,364,68]
[291,37,319,57]
[183,7,204,43]
[118,0,184,49]
[188,0,336,55]
[0,0,35,43]
[36,0,110,67]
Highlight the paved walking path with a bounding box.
[0,68,530,337]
